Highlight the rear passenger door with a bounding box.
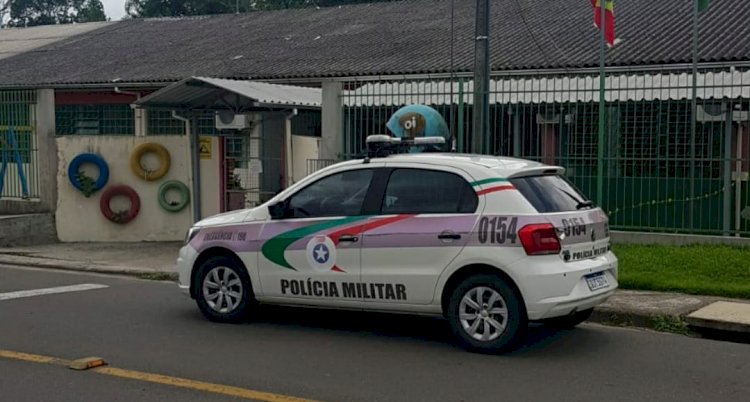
[360,166,479,305]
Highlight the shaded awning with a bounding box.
[133,76,321,111]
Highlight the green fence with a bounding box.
[0,90,39,200]
[340,65,750,236]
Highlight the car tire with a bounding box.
[542,308,594,329]
[194,255,256,323]
[447,274,527,354]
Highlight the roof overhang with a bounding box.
[132,76,321,112]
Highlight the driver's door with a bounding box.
[256,167,375,309]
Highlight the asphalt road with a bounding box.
[0,265,748,402]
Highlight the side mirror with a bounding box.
[268,200,288,220]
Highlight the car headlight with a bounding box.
[185,227,201,244]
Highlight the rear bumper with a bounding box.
[508,251,619,320]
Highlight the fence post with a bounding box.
[322,81,343,161]
[458,78,465,153]
[723,101,733,235]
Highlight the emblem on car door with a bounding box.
[306,235,337,273]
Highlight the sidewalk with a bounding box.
[0,242,748,341]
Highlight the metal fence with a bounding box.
[339,65,750,236]
[0,90,40,200]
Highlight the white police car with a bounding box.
[177,135,618,354]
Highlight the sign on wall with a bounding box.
[199,137,212,159]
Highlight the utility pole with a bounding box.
[596,0,606,207]
[472,0,490,154]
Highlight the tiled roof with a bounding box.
[0,0,747,87]
[0,21,114,61]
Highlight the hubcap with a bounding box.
[202,266,243,314]
[459,286,508,342]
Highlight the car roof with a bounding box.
[336,153,562,179]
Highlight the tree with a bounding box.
[1,0,9,28]
[78,0,107,22]
[4,0,107,27]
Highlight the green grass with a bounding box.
[613,244,750,299]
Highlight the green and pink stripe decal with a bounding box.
[470,177,515,196]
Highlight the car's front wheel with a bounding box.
[447,274,527,354]
[194,255,255,323]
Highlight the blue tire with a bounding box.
[68,153,109,194]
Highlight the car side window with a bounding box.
[382,169,478,214]
[287,169,374,218]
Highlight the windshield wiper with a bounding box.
[553,184,594,210]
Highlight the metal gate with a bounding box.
[222,130,284,212]
[0,90,39,200]
[339,66,750,236]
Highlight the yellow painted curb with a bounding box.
[0,349,322,402]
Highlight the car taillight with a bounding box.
[518,223,561,255]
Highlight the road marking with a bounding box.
[0,283,109,301]
[0,349,68,365]
[94,367,320,402]
[0,348,323,402]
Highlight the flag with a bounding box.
[590,0,616,48]
[698,0,710,12]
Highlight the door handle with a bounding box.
[338,235,359,243]
[438,232,461,240]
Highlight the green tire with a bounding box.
[158,180,190,212]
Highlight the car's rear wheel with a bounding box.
[447,274,527,354]
[194,255,255,323]
[542,308,594,329]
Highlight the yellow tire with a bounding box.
[130,142,171,181]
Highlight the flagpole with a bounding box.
[596,1,606,207]
[690,0,698,231]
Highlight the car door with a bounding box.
[256,167,376,308]
[360,166,479,305]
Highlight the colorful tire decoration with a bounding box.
[67,153,109,197]
[130,142,171,181]
[158,180,190,212]
[100,185,141,224]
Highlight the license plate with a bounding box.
[585,272,609,291]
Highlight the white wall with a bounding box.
[56,136,193,242]
[291,135,320,184]
[199,136,221,219]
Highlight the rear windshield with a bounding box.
[509,175,592,213]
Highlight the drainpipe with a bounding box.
[114,87,141,99]
[116,87,146,135]
[283,109,298,187]
[172,110,201,223]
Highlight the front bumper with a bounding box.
[176,244,199,297]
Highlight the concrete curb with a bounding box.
[0,254,178,281]
[589,308,691,335]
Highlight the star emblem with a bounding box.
[313,244,329,264]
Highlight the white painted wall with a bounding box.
[291,135,320,184]
[56,136,193,242]
[199,136,221,219]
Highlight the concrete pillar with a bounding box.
[31,89,57,212]
[321,81,343,161]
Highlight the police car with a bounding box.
[176,135,618,354]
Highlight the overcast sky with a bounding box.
[103,0,128,21]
